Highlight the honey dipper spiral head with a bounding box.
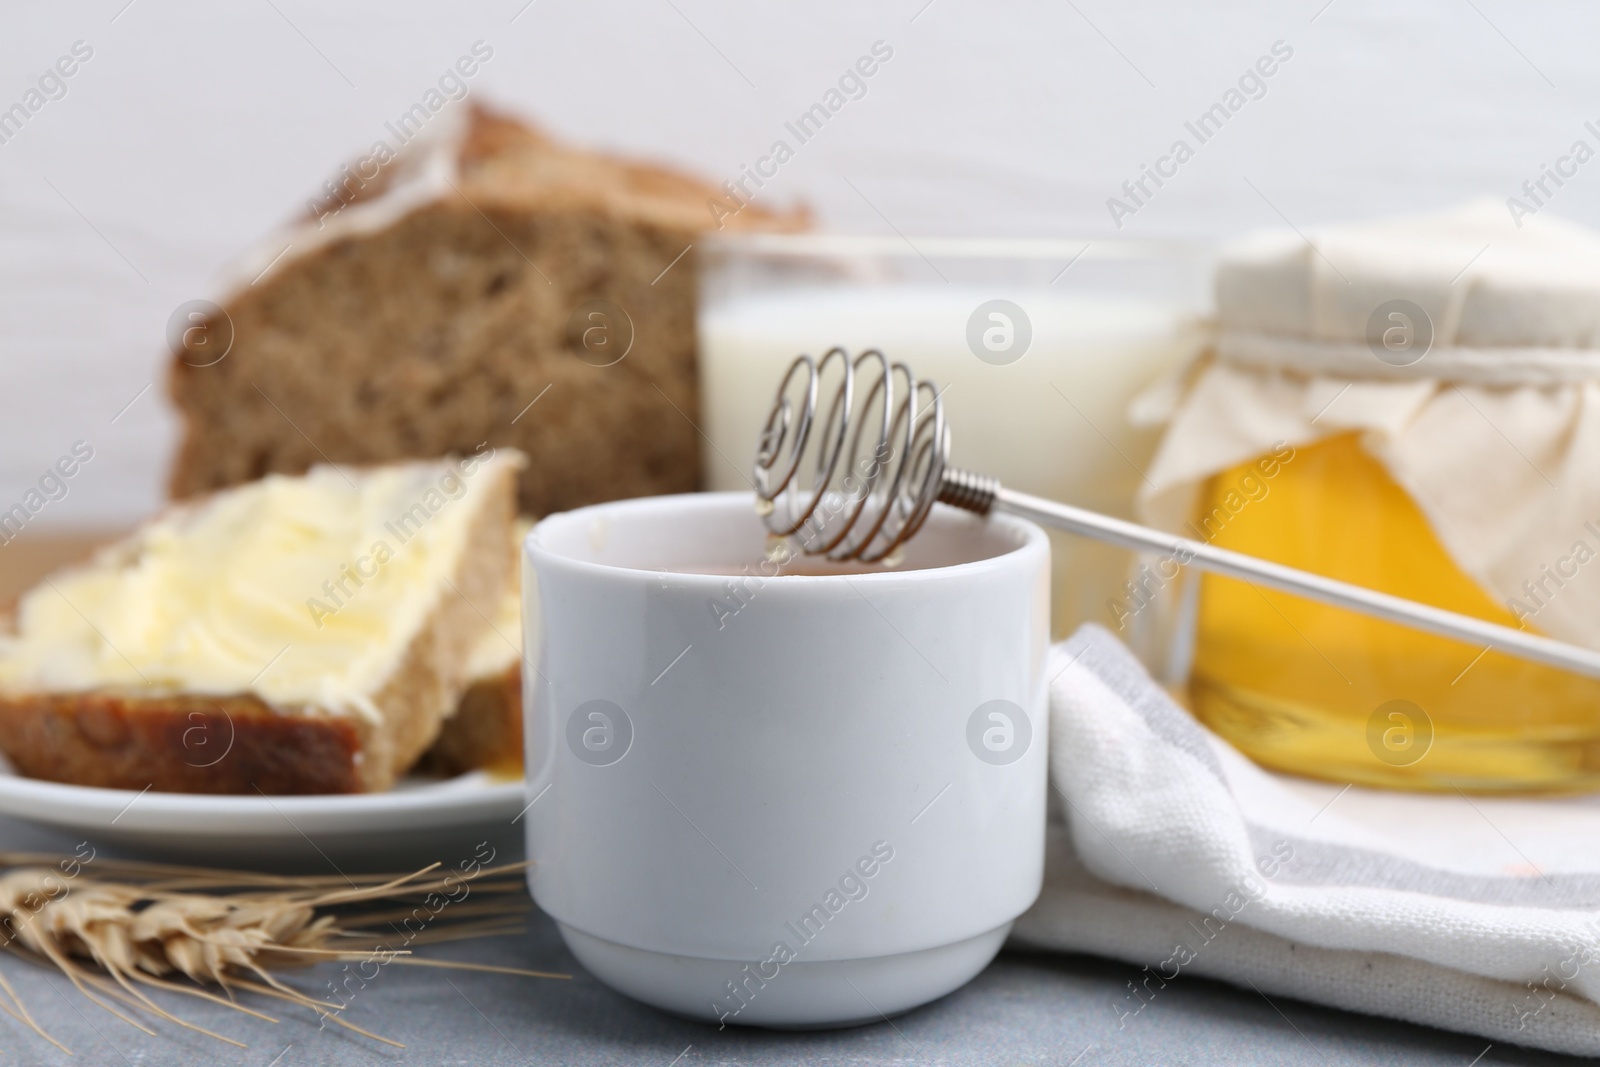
[752,348,952,563]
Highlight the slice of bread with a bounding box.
[415,522,527,779]
[166,104,804,518]
[0,451,522,794]
[415,663,522,779]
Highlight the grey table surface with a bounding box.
[0,815,1583,1067]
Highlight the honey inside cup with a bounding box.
[1143,201,1600,794]
[521,492,1049,1027]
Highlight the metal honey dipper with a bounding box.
[752,347,1600,681]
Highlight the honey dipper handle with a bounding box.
[937,470,1600,682]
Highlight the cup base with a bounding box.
[557,921,1012,1029]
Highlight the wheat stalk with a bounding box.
[0,853,567,1051]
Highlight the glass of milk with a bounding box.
[697,234,1211,645]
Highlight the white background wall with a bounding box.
[4,0,1599,527]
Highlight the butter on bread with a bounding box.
[0,449,523,794]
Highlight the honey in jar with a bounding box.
[1137,201,1600,793]
[1187,433,1600,793]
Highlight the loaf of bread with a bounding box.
[166,104,804,518]
[0,451,522,794]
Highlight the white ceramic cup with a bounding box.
[522,491,1050,1027]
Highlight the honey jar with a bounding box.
[1135,201,1600,793]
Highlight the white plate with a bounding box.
[0,767,529,871]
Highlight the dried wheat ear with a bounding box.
[0,850,566,1052]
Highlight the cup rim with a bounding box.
[525,491,1048,585]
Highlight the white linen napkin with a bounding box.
[1011,624,1600,1057]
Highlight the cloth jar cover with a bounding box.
[1133,199,1600,649]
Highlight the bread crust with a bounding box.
[0,690,368,794]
